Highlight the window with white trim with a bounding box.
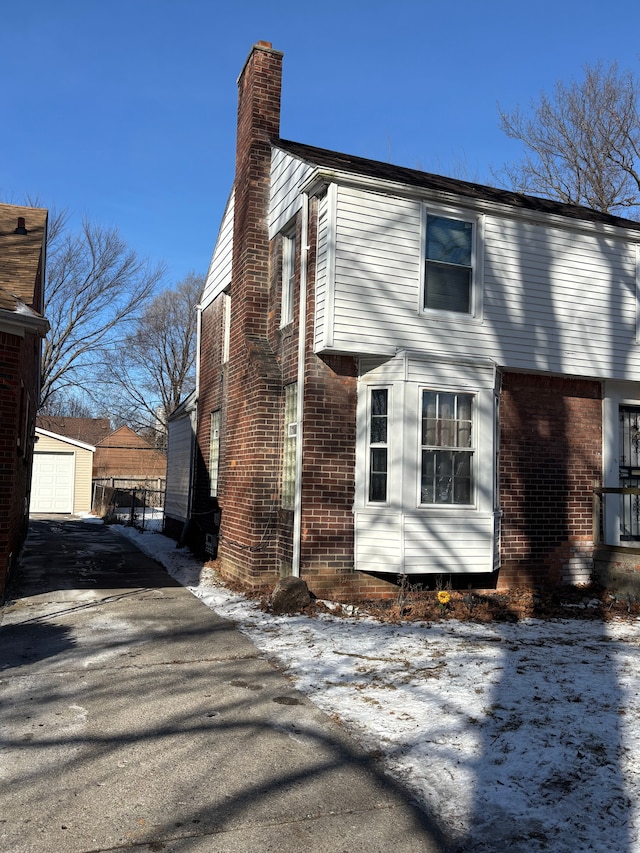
[420,390,474,505]
[424,213,474,314]
[367,388,389,503]
[281,383,297,509]
[281,228,295,327]
[209,410,221,497]
[222,291,231,363]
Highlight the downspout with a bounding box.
[292,193,309,577]
[195,305,202,399]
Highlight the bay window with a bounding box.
[356,354,499,575]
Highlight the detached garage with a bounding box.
[31,429,95,514]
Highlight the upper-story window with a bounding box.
[424,213,474,314]
[281,228,295,327]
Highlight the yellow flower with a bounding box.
[437,590,451,605]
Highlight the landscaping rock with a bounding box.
[271,576,311,614]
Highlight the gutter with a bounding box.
[0,309,49,338]
[300,168,640,242]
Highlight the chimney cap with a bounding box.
[257,40,272,48]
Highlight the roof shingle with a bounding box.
[0,203,47,309]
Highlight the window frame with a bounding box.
[280,226,296,328]
[420,206,483,320]
[418,388,476,508]
[366,386,391,505]
[281,382,298,509]
[209,410,221,498]
[222,290,231,364]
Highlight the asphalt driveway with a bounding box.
[0,516,448,852]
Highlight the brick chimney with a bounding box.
[233,41,283,339]
[220,42,285,585]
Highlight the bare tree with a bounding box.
[38,389,96,419]
[41,215,164,409]
[102,273,203,444]
[496,62,640,217]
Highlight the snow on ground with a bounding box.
[113,522,640,852]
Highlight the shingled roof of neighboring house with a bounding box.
[0,203,48,309]
[275,138,640,233]
[36,416,113,447]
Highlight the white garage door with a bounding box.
[31,452,75,513]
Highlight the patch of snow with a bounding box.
[114,525,640,852]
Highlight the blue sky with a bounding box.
[2,0,639,287]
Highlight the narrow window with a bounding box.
[209,410,221,497]
[222,291,231,363]
[17,382,28,456]
[424,214,473,313]
[368,388,389,503]
[421,390,474,504]
[281,229,295,327]
[281,383,297,509]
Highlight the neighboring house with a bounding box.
[93,425,166,487]
[163,391,198,542]
[183,42,640,600]
[35,417,167,488]
[36,415,112,448]
[32,428,95,514]
[0,203,48,597]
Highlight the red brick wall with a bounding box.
[0,329,40,596]
[498,372,602,589]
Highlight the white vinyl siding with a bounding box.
[318,184,640,382]
[403,513,495,573]
[201,190,234,311]
[314,193,329,349]
[269,148,314,237]
[331,186,420,356]
[354,512,402,573]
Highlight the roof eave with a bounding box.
[299,164,640,241]
[0,308,49,337]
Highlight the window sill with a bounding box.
[419,308,483,325]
